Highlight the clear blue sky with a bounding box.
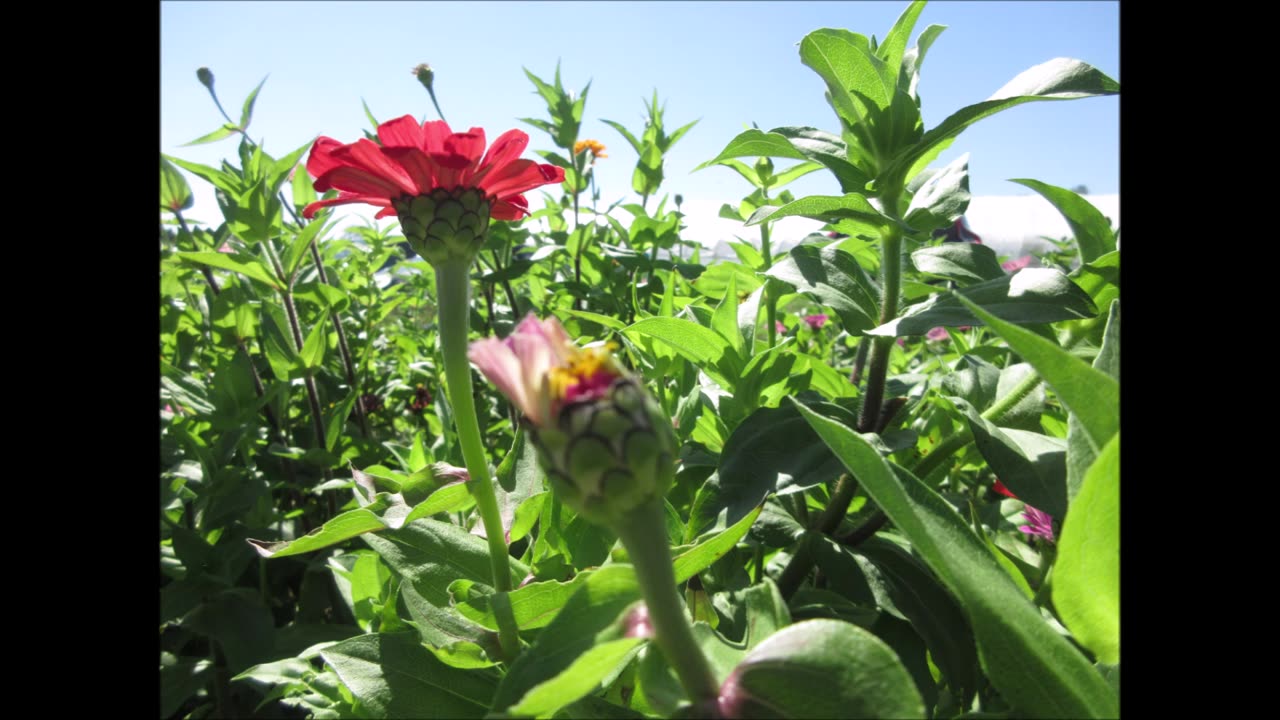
[161,1,1118,241]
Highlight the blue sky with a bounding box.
[161,1,1118,246]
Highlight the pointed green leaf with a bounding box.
[904,153,971,233]
[161,156,194,212]
[320,632,496,718]
[1010,179,1115,264]
[1053,434,1119,665]
[884,59,1119,185]
[182,123,239,147]
[299,315,328,370]
[174,251,281,290]
[791,401,1118,718]
[747,193,890,230]
[766,244,881,334]
[911,243,1005,286]
[711,273,744,356]
[239,75,269,128]
[877,0,928,74]
[867,268,1097,336]
[696,129,808,171]
[953,293,1117,451]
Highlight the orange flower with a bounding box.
[573,139,608,160]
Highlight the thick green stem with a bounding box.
[760,189,778,349]
[614,500,720,707]
[434,258,520,660]
[856,227,903,433]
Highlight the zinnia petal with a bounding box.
[303,193,392,219]
[481,160,565,199]
[468,339,533,422]
[490,197,529,221]
[377,115,427,149]
[306,137,348,180]
[335,139,419,195]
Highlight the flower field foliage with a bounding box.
[160,3,1120,717]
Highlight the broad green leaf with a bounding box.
[161,156,194,212]
[696,129,809,170]
[325,387,358,450]
[961,404,1067,522]
[183,589,275,673]
[800,29,892,115]
[320,632,496,718]
[507,638,644,718]
[769,127,873,193]
[492,565,642,711]
[560,308,628,332]
[747,193,890,230]
[903,153,971,233]
[400,581,502,669]
[791,401,1117,718]
[940,355,1000,411]
[1010,179,1115,264]
[457,570,596,631]
[711,273,744,357]
[1053,434,1119,665]
[720,619,925,719]
[994,362,1047,431]
[1069,251,1120,312]
[402,482,475,524]
[766,245,881,334]
[175,251,281,290]
[691,260,762,298]
[1066,300,1119,501]
[689,399,858,540]
[625,316,739,386]
[363,519,529,607]
[867,268,1097,336]
[883,59,1119,186]
[160,654,210,718]
[953,293,1117,452]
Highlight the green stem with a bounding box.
[856,228,903,433]
[614,500,720,708]
[434,258,520,660]
[760,189,778,349]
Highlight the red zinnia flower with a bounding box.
[303,115,563,221]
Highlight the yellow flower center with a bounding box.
[548,344,618,402]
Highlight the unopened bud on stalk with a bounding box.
[412,63,435,91]
[468,314,675,526]
[196,67,215,90]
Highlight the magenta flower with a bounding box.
[775,320,786,335]
[467,313,620,428]
[1002,255,1034,272]
[926,327,949,342]
[1019,505,1056,543]
[803,314,828,330]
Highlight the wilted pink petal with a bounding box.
[217,242,234,253]
[775,321,786,334]
[926,327,950,342]
[430,462,470,484]
[622,604,654,639]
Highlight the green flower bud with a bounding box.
[413,63,435,91]
[196,67,215,90]
[532,377,675,527]
[391,187,491,265]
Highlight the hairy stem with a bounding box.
[614,500,720,707]
[434,257,520,660]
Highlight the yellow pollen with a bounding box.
[548,345,617,400]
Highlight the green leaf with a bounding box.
[507,638,644,718]
[672,503,764,583]
[696,129,809,171]
[492,565,642,712]
[769,127,874,193]
[248,508,389,558]
[282,218,330,280]
[767,244,881,334]
[363,519,529,607]
[624,316,739,386]
[175,251,281,290]
[791,401,1117,718]
[747,193,890,230]
[904,153,971,233]
[721,619,925,719]
[400,582,502,669]
[161,156,194,212]
[883,59,1119,186]
[457,570,596,632]
[800,29,893,115]
[560,309,628,332]
[994,362,1047,432]
[961,404,1067,522]
[952,293,1117,452]
[601,118,643,153]
[1054,434,1119,665]
[1067,300,1119,501]
[299,315,328,370]
[182,123,239,146]
[711,273,744,357]
[361,97,380,130]
[912,243,1005,286]
[689,400,857,540]
[239,75,269,128]
[1010,179,1115,264]
[877,0,928,73]
[320,632,496,718]
[325,388,358,451]
[867,268,1097,336]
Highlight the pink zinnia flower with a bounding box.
[302,116,564,221]
[803,314,828,330]
[926,327,950,342]
[775,321,786,334]
[992,480,1055,543]
[1002,255,1034,272]
[467,314,621,428]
